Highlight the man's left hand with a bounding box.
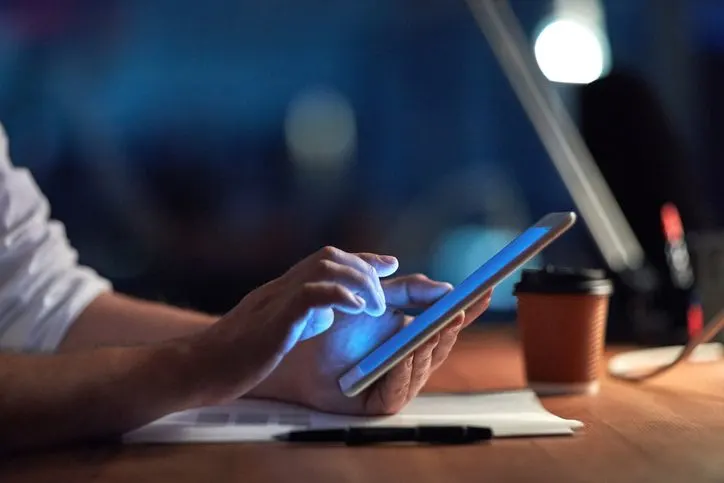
[247,273,491,415]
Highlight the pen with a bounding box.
[275,426,493,446]
[660,203,702,338]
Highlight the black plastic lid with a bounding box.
[514,265,613,296]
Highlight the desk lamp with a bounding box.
[463,0,707,346]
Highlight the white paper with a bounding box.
[123,389,582,444]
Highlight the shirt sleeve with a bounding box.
[0,125,112,353]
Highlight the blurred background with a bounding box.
[0,0,720,326]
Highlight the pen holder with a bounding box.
[514,266,613,396]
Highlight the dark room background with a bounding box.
[0,0,718,319]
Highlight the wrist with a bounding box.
[244,377,277,400]
[244,358,301,404]
[149,336,228,408]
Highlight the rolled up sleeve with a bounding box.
[0,125,112,353]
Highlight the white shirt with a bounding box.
[0,125,111,353]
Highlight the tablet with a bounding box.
[338,212,577,397]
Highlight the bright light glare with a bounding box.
[534,19,607,84]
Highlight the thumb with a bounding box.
[297,308,335,342]
[276,308,334,356]
[383,274,453,308]
[279,282,363,353]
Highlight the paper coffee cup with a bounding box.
[514,266,613,396]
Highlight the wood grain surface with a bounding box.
[2,326,723,483]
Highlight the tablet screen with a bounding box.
[357,226,551,374]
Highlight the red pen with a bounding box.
[660,203,702,339]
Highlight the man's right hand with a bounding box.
[189,246,400,405]
[0,246,400,452]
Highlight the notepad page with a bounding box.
[124,389,582,444]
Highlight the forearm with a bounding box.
[59,293,217,352]
[0,339,212,453]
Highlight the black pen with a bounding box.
[275,426,493,446]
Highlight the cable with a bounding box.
[608,309,724,382]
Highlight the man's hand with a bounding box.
[248,274,491,415]
[192,246,401,404]
[0,246,404,452]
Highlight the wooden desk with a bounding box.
[3,328,724,483]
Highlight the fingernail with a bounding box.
[378,255,398,265]
[354,295,366,308]
[433,282,453,294]
[451,317,465,331]
[368,298,386,317]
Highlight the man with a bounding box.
[0,125,490,452]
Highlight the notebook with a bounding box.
[124,389,583,444]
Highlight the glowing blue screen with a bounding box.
[358,226,550,374]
